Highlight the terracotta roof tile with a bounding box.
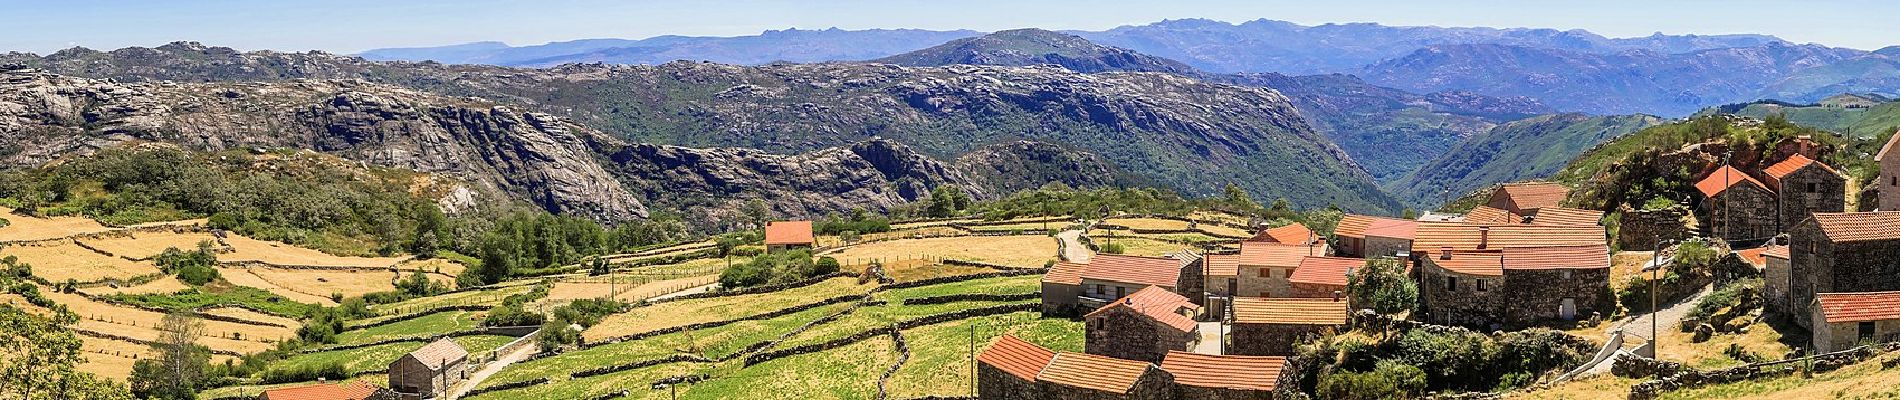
[1036,352,1156,394]
[1290,256,1360,287]
[1411,222,1606,254]
[1762,245,1790,259]
[1736,246,1778,267]
[1250,223,1318,245]
[1429,253,1504,276]
[1499,245,1610,270]
[1764,153,1837,180]
[1695,166,1770,198]
[1086,286,1199,332]
[1204,254,1240,277]
[1044,261,1086,285]
[1817,291,1900,323]
[1530,207,1604,226]
[261,381,381,400]
[405,338,468,370]
[1810,212,1900,242]
[977,335,1055,381]
[1334,215,1418,239]
[1079,254,1186,288]
[764,220,815,245]
[1239,242,1326,268]
[1231,297,1349,325]
[1465,206,1522,225]
[1159,351,1288,391]
[1496,182,1570,211]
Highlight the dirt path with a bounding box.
[1191,321,1224,355]
[1056,228,1093,263]
[449,335,540,399]
[649,283,717,301]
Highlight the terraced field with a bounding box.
[3,243,164,283]
[824,236,1057,268]
[79,231,222,259]
[269,334,517,376]
[335,310,486,345]
[221,234,407,267]
[583,278,874,342]
[0,207,117,241]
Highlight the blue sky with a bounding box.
[2,0,1893,54]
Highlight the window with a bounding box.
[1095,284,1105,295]
[1807,182,1818,193]
[1116,286,1125,298]
[1861,321,1877,342]
[1476,279,1488,292]
[1446,276,1458,292]
[1258,268,1269,278]
[1892,176,1897,186]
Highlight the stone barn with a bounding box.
[1289,256,1359,299]
[1695,165,1779,243]
[1811,291,1900,353]
[763,220,815,253]
[1759,245,1793,318]
[1331,215,1416,258]
[1418,245,1612,327]
[1159,351,1293,400]
[1085,286,1199,364]
[1762,154,1845,232]
[977,335,1056,400]
[388,338,469,400]
[976,335,1176,400]
[1486,182,1570,215]
[1787,212,1900,328]
[1234,242,1327,298]
[1074,254,1193,311]
[1041,261,1086,316]
[1228,297,1349,356]
[1879,131,1900,211]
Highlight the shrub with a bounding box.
[155,245,220,285]
[718,250,824,288]
[814,257,841,275]
[258,361,347,384]
[1347,257,1417,314]
[483,304,544,327]
[1396,326,1497,391]
[1098,242,1125,254]
[1317,361,1423,400]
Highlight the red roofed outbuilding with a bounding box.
[763,220,815,252]
[1041,260,1088,316]
[1075,254,1194,311]
[1159,351,1294,400]
[1811,291,1900,353]
[1786,211,1900,328]
[975,335,1177,400]
[1289,256,1361,298]
[1694,165,1779,242]
[976,335,1056,399]
[1085,286,1200,364]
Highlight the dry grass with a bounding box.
[0,207,117,241]
[583,277,874,342]
[217,267,336,305]
[365,284,534,318]
[1188,210,1253,226]
[1095,237,1197,257]
[1511,375,1643,400]
[1104,217,1192,231]
[1,293,51,315]
[79,232,222,259]
[232,267,404,302]
[544,274,718,304]
[3,243,164,283]
[1649,320,1793,370]
[397,258,467,277]
[43,290,299,355]
[1198,224,1252,238]
[1653,350,1900,399]
[880,260,995,282]
[78,275,191,296]
[817,226,969,248]
[1610,251,1656,291]
[222,234,406,268]
[890,218,982,230]
[825,236,1056,268]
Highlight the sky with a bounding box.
[2,0,1894,54]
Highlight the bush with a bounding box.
[814,257,841,275]
[1396,326,1497,391]
[1098,242,1125,254]
[1687,277,1763,323]
[483,304,544,327]
[258,361,347,384]
[718,250,823,288]
[155,244,220,285]
[1347,257,1417,314]
[1317,361,1424,400]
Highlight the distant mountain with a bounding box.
[1387,113,1663,209]
[872,28,1195,74]
[361,28,980,67]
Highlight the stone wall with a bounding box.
[1289,282,1346,299]
[1762,256,1792,318]
[1776,166,1846,231]
[1236,265,1291,298]
[1180,256,1208,307]
[1500,268,1611,325]
[1086,309,1191,364]
[1418,260,1502,327]
[1702,183,1778,242]
[977,363,1041,400]
[1882,144,1900,211]
[1616,205,1691,251]
[1176,385,1272,400]
[1365,236,1413,258]
[1812,317,1900,353]
[1042,282,1081,317]
[1230,323,1330,356]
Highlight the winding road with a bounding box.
[1056,228,1094,263]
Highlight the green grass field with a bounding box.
[270,335,517,376]
[336,310,484,345]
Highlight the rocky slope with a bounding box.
[952,141,1136,195]
[1387,113,1663,208]
[3,43,1403,212]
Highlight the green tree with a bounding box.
[1223,182,1262,211]
[0,306,134,400]
[1346,257,1417,314]
[742,199,772,229]
[129,313,210,399]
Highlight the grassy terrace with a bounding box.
[583,278,874,342]
[270,335,516,376]
[335,310,484,345]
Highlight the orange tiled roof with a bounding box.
[1817,291,1900,323]
[1079,254,1186,288]
[1496,182,1570,211]
[764,220,815,245]
[1465,206,1521,225]
[1238,242,1326,268]
[1044,261,1086,285]
[406,338,468,370]
[1810,212,1900,242]
[1037,352,1156,394]
[1086,286,1198,332]
[1764,153,1838,181]
[261,381,381,400]
[1334,215,1418,239]
[1499,245,1610,270]
[1204,254,1240,277]
[1290,256,1360,287]
[1429,253,1504,276]
[1530,207,1604,226]
[1762,245,1790,260]
[1411,222,1606,254]
[1159,351,1288,391]
[977,335,1055,381]
[1250,223,1318,245]
[1695,165,1770,198]
[1736,246,1776,267]
[1231,297,1349,325]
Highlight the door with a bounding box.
[1560,298,1577,320]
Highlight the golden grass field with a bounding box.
[78,275,191,296]
[1103,217,1192,231]
[1197,224,1252,238]
[222,234,406,268]
[816,226,968,248]
[889,218,982,230]
[224,267,406,303]
[397,258,467,277]
[825,236,1056,268]
[583,277,874,342]
[0,207,117,242]
[1610,251,1656,291]
[217,267,337,305]
[1093,236,1198,257]
[42,289,299,355]
[544,274,718,304]
[1188,210,1253,226]
[3,243,164,283]
[879,259,995,282]
[79,231,222,259]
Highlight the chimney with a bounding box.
[1332,290,1343,302]
[1798,135,1813,155]
[1440,246,1453,260]
[1478,226,1491,250]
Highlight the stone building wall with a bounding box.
[1792,223,1900,329]
[1789,222,1834,329]
[1777,166,1846,231]
[1364,237,1413,258]
[1289,282,1346,299]
[977,363,1042,400]
[1036,368,1175,400]
[1417,261,1503,327]
[1179,259,1207,307]
[1176,385,1273,400]
[1230,323,1329,356]
[1763,256,1791,318]
[1811,317,1900,353]
[1086,310,1190,364]
[1702,184,1778,242]
[1236,266,1291,298]
[1335,237,1366,258]
[1616,205,1691,251]
[1883,144,1900,211]
[1500,268,1611,325]
[1042,282,1081,317]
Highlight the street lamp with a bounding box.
[1643,236,1679,358]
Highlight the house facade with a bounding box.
[1044,254,1193,313]
[1787,212,1900,328]
[1228,297,1349,356]
[1041,261,1087,316]
[1233,242,1327,298]
[1412,223,1612,328]
[1811,291,1900,353]
[1085,287,1199,364]
[388,338,469,400]
[1877,131,1900,211]
[1762,154,1846,232]
[1758,245,1793,317]
[1331,215,1416,258]
[1696,165,1780,242]
[1288,256,1358,299]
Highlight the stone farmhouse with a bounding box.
[1041,254,1194,316]
[1783,212,1900,328]
[1762,154,1846,231]
[260,381,392,400]
[977,335,1177,400]
[762,220,815,253]
[1749,245,1795,315]
[1228,297,1349,356]
[1159,351,1293,400]
[1486,181,1570,215]
[1086,286,1200,363]
[388,338,468,400]
[1812,291,1900,353]
[1879,131,1900,210]
[1231,241,1329,299]
[1289,256,1360,299]
[1331,215,1416,258]
[1696,165,1780,243]
[1410,221,1612,327]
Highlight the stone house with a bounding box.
[1074,254,1194,311]
[1762,154,1846,232]
[1201,253,1241,314]
[1085,286,1199,364]
[763,220,815,253]
[1289,256,1360,299]
[1811,291,1900,353]
[1158,351,1293,400]
[1228,297,1349,356]
[1248,222,1319,246]
[388,338,468,400]
[1486,182,1570,215]
[1787,212,1900,328]
[976,335,1056,400]
[1879,131,1900,210]
[1331,215,1416,258]
[1233,242,1328,298]
[1759,245,1793,318]
[1409,222,1608,255]
[261,381,392,400]
[977,334,1177,400]
[1695,165,1779,242]
[1416,244,1612,328]
[1041,261,1087,316]
[1526,207,1605,227]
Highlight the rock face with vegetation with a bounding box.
[1389,113,1663,208]
[952,140,1134,195]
